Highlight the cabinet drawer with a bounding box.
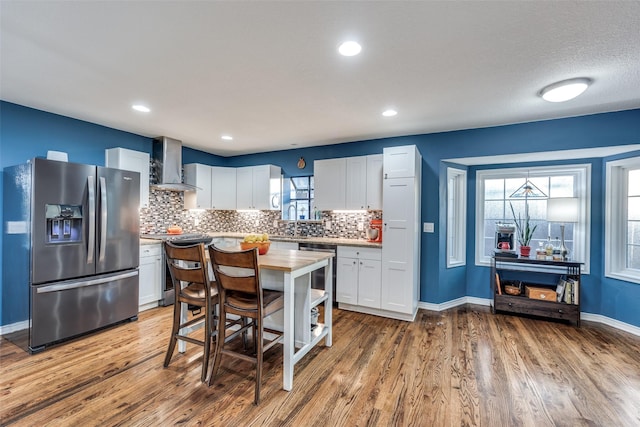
[140,244,162,257]
[337,246,381,260]
[494,294,579,321]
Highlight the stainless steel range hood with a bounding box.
[151,136,198,191]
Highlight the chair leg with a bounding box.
[255,316,263,405]
[207,305,226,387]
[163,300,182,367]
[201,301,211,382]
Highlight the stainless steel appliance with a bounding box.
[3,158,140,352]
[141,233,213,306]
[298,242,337,304]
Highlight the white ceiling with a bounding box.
[2,1,639,157]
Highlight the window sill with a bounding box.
[606,271,640,285]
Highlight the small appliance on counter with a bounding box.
[494,223,516,257]
[366,219,383,243]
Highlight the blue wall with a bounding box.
[2,101,639,328]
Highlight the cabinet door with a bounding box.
[236,167,254,209]
[366,154,383,209]
[314,158,346,210]
[105,148,150,208]
[345,156,368,210]
[251,165,281,210]
[381,177,416,314]
[336,256,358,304]
[358,259,381,309]
[139,245,162,308]
[183,164,212,209]
[211,167,236,210]
[383,145,418,179]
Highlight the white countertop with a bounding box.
[140,232,381,248]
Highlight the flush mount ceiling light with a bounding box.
[221,135,233,141]
[131,104,150,113]
[338,41,362,56]
[539,78,592,103]
[382,109,397,117]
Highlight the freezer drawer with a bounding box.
[30,270,139,352]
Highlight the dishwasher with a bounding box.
[298,242,337,305]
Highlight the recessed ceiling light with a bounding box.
[539,78,592,102]
[338,41,362,56]
[131,104,150,113]
[221,135,233,141]
[382,109,398,117]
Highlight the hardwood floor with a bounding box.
[2,305,640,426]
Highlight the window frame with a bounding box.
[605,156,640,284]
[447,167,467,268]
[474,164,591,273]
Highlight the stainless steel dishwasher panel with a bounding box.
[298,243,337,304]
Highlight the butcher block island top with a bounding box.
[254,247,334,272]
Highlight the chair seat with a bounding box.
[180,282,218,300]
[227,289,283,314]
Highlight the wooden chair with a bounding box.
[207,246,284,405]
[163,242,218,382]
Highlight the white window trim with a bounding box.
[447,167,467,268]
[605,156,640,284]
[475,164,591,274]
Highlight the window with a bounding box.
[447,167,467,267]
[605,156,640,284]
[475,165,590,272]
[282,176,315,220]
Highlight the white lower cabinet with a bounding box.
[139,244,163,310]
[336,246,381,309]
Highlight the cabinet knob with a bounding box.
[508,302,513,307]
[558,309,564,314]
[352,261,356,265]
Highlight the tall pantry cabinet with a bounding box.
[381,145,422,321]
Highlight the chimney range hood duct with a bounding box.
[151,136,198,192]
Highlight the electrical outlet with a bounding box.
[273,220,279,227]
[357,222,364,231]
[423,222,434,233]
[325,220,332,231]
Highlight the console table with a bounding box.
[491,256,582,326]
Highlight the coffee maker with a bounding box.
[495,223,516,255]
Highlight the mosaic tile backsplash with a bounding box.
[140,188,382,239]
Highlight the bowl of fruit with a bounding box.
[240,233,271,255]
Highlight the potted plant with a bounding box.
[509,202,537,257]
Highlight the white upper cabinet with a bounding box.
[366,154,383,210]
[210,166,237,210]
[345,156,367,209]
[383,145,420,179]
[315,154,383,210]
[236,165,281,210]
[183,163,212,209]
[105,147,150,208]
[313,158,346,211]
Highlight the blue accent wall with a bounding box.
[2,100,639,329]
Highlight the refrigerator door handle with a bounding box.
[87,175,95,264]
[99,176,107,263]
[36,270,139,293]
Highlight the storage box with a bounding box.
[525,286,557,301]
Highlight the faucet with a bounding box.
[287,204,298,237]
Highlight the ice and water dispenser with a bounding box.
[45,204,83,244]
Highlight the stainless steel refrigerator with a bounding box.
[3,157,140,352]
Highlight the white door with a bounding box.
[211,167,236,210]
[336,256,358,304]
[381,177,415,313]
[383,145,417,179]
[366,154,383,210]
[314,158,346,210]
[236,167,254,209]
[345,156,367,209]
[358,259,381,309]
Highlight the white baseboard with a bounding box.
[0,320,29,336]
[417,298,640,337]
